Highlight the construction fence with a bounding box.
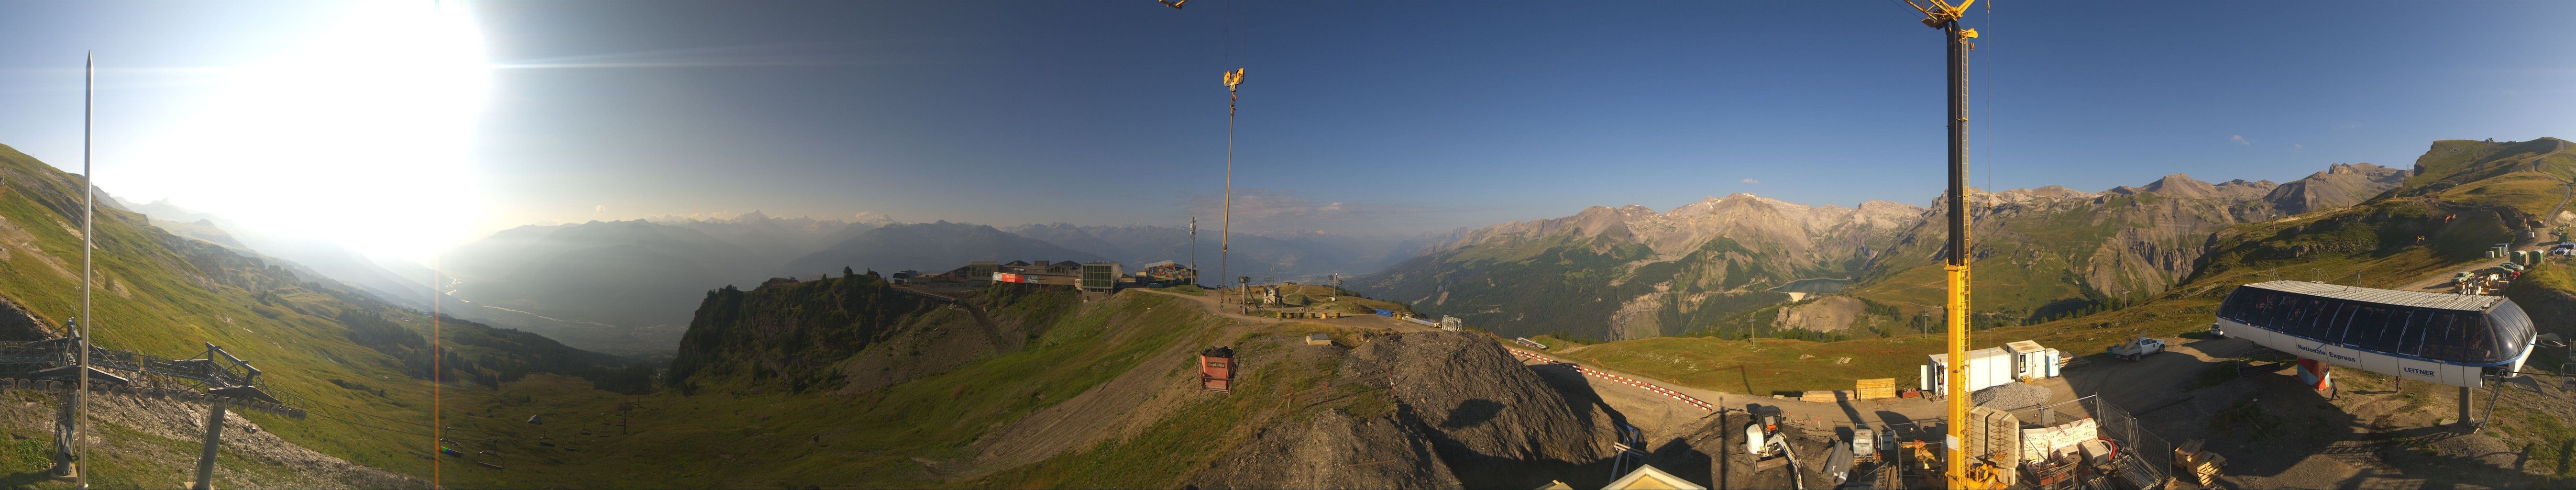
[1811,395,2171,489]
[2011,395,2171,489]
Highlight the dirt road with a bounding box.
[2395,257,2503,292]
[1129,288,1440,333]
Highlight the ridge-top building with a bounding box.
[936,259,1123,292]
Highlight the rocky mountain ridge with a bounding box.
[1357,161,2411,341]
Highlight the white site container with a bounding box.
[1922,347,2014,394]
[2003,341,2061,380]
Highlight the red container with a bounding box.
[1200,346,1236,392]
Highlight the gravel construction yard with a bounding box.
[2064,334,2576,489]
[1546,331,2576,489]
[1971,382,2052,410]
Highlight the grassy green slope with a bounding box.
[1370,232,1812,341]
[0,144,651,487]
[415,289,1367,489]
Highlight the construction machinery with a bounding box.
[1889,0,1982,487]
[1741,408,1804,490]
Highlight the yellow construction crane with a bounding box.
[1893,0,1983,488]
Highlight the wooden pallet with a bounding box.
[2173,439,2225,486]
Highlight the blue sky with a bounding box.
[2,1,2575,260]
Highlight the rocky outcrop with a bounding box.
[1878,164,2412,317]
[1772,295,1865,332]
[2140,173,2223,199]
[1193,332,1615,489]
[1188,409,1460,489]
[2265,163,2410,215]
[0,293,56,341]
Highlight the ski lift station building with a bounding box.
[2215,280,2535,387]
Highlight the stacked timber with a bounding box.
[2172,439,2224,487]
[1855,378,1897,400]
[1799,390,1855,402]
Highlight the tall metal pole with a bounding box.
[1940,19,1974,490]
[73,51,94,490]
[1222,69,1241,298]
[1189,217,1199,286]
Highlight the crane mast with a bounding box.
[1897,0,1980,488]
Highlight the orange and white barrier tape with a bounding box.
[1507,348,1712,412]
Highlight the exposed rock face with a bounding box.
[1869,163,2413,318]
[1193,332,1615,490]
[1772,295,1866,332]
[2264,163,2410,215]
[2140,173,2223,199]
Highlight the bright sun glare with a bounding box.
[124,1,489,264]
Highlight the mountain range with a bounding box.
[1355,162,2412,341]
[1000,223,1440,283]
[120,197,443,311]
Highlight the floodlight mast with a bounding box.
[1222,67,1243,300]
[1894,0,1980,487]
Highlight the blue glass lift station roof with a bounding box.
[2244,280,2505,312]
[2220,281,2532,366]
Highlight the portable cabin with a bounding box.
[1923,347,2014,394]
[2003,340,2061,380]
[1199,346,1236,392]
